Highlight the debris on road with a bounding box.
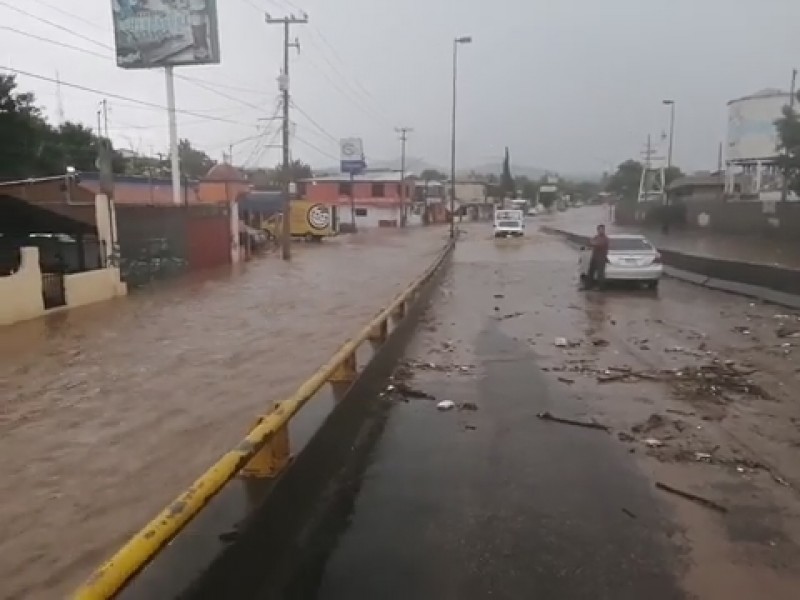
[554,337,568,348]
[617,432,635,442]
[557,376,575,385]
[592,338,610,347]
[732,325,751,336]
[458,402,478,411]
[402,360,474,374]
[536,411,610,432]
[394,382,436,400]
[464,424,477,431]
[497,311,524,321]
[493,293,505,299]
[776,323,800,338]
[666,408,695,417]
[632,413,667,434]
[436,400,455,411]
[655,481,728,513]
[644,438,664,448]
[621,508,637,519]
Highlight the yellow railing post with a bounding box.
[329,352,357,383]
[368,319,388,343]
[393,301,406,320]
[241,418,291,479]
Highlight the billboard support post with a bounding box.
[165,66,181,206]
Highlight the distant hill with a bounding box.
[314,156,601,182]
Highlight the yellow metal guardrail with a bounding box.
[72,239,454,600]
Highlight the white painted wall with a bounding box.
[455,182,488,204]
[0,247,45,326]
[337,204,402,228]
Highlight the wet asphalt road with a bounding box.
[307,221,800,600]
[0,227,448,600]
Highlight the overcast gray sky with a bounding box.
[2,0,798,176]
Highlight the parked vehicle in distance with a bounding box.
[578,234,662,289]
[262,200,337,242]
[493,209,524,237]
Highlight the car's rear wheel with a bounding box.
[647,279,659,290]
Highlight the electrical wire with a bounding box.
[5,2,272,101]
[1,27,272,115]
[30,0,108,33]
[294,134,339,162]
[290,100,338,143]
[0,65,257,126]
[0,27,109,60]
[310,26,379,104]
[301,54,389,127]
[303,35,392,125]
[0,1,113,52]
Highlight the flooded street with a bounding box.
[307,223,800,600]
[0,227,448,600]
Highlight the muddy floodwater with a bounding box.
[0,227,447,600]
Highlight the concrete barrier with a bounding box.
[542,226,800,309]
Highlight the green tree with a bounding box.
[273,159,313,182]
[178,138,216,179]
[500,146,515,198]
[420,168,446,182]
[0,74,48,178]
[775,92,800,198]
[605,160,643,201]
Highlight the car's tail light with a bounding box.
[653,253,662,264]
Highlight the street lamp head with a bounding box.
[455,36,472,44]
[662,99,675,105]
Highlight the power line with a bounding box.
[1,27,272,115]
[0,1,113,51]
[294,134,339,161]
[0,26,110,60]
[304,35,392,125]
[290,100,338,143]
[301,54,389,127]
[30,0,107,33]
[310,26,379,104]
[5,4,272,100]
[173,75,269,113]
[0,66,258,126]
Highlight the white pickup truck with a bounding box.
[493,209,525,238]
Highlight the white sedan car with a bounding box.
[579,234,663,289]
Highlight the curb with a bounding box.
[542,226,800,310]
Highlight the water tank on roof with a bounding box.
[726,89,791,162]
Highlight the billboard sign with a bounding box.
[340,138,366,174]
[111,0,221,69]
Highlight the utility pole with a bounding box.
[781,68,797,203]
[103,99,109,138]
[55,70,65,127]
[396,127,413,227]
[267,11,308,260]
[662,100,675,170]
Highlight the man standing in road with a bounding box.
[586,224,609,289]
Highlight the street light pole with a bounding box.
[663,99,675,170]
[450,36,472,240]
